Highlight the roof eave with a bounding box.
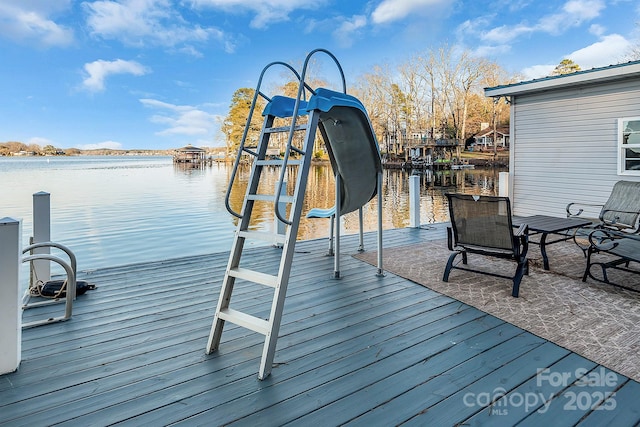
[485,61,640,98]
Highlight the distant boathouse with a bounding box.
[173,145,206,164]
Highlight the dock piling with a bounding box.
[0,217,22,374]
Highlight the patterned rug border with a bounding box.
[354,239,640,382]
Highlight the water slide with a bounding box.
[211,49,384,379]
[307,88,382,216]
[263,88,382,215]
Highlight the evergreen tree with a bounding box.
[551,59,581,76]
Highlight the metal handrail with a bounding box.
[21,253,76,328]
[23,241,77,276]
[273,48,347,225]
[224,61,303,219]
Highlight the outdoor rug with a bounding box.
[354,239,640,382]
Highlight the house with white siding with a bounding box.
[473,124,510,150]
[484,60,640,218]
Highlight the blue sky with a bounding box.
[1,0,639,151]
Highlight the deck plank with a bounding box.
[287,340,569,426]
[399,341,570,426]
[459,352,597,426]
[231,321,528,426]
[516,365,627,427]
[1,226,638,426]
[575,380,640,426]
[129,308,496,426]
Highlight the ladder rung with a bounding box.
[265,124,308,134]
[247,194,294,203]
[255,159,303,166]
[218,308,270,335]
[238,230,286,244]
[242,147,258,156]
[229,267,278,287]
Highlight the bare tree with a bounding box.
[454,51,493,144]
[220,43,518,163]
[396,59,430,139]
[353,64,397,154]
[480,62,516,126]
[391,44,515,158]
[621,23,640,61]
[624,41,640,61]
[419,45,496,145]
[413,50,442,142]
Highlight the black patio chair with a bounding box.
[443,194,529,297]
[582,228,640,290]
[566,180,640,256]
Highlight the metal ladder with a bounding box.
[206,50,344,380]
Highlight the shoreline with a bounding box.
[3,152,511,171]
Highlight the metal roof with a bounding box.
[175,144,205,152]
[485,60,640,97]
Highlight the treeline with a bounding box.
[222,40,640,156]
[0,141,63,156]
[0,141,173,156]
[351,44,516,150]
[221,44,518,155]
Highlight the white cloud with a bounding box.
[82,59,149,92]
[0,1,74,46]
[188,0,324,29]
[333,15,367,48]
[473,44,512,58]
[589,24,606,37]
[177,45,204,58]
[520,33,631,79]
[521,64,556,80]
[83,0,228,52]
[371,0,451,24]
[75,141,124,150]
[567,33,631,69]
[536,0,604,35]
[140,98,221,138]
[481,24,533,44]
[563,0,604,20]
[480,0,605,45]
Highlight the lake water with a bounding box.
[1,156,505,275]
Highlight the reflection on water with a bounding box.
[228,163,503,239]
[1,156,505,272]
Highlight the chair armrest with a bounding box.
[592,228,640,241]
[600,208,640,230]
[514,223,528,237]
[566,202,604,218]
[513,224,529,258]
[447,227,454,251]
[585,228,640,251]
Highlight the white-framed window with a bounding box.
[618,116,640,175]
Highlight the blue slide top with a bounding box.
[261,88,367,119]
[305,88,368,116]
[262,95,308,118]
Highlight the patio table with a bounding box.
[512,215,593,270]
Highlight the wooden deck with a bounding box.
[2,226,639,426]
